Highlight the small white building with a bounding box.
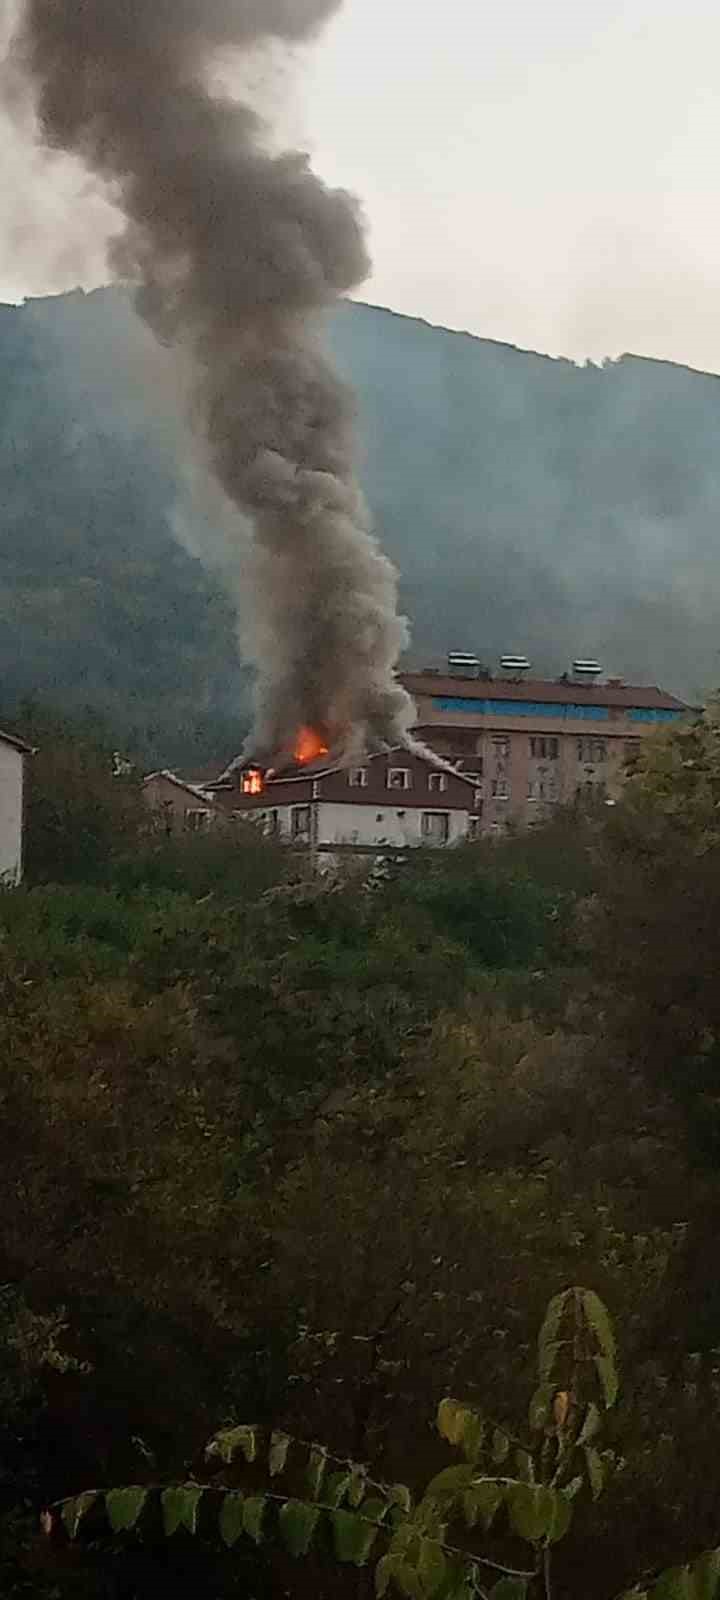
[211,746,482,854]
[0,728,32,884]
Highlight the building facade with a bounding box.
[143,770,216,833]
[211,747,480,853]
[401,665,688,834]
[0,729,32,883]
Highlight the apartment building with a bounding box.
[401,655,689,834]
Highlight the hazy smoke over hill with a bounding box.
[8,0,413,760]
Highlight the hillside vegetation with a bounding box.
[2,289,719,763]
[3,704,720,1596]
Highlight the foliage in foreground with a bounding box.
[45,1291,720,1600]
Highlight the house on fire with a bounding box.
[209,746,481,853]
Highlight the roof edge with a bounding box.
[0,728,35,754]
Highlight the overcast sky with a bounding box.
[4,0,720,371]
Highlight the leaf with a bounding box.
[62,1492,100,1541]
[584,1447,605,1500]
[206,1423,258,1465]
[377,1554,395,1596]
[686,1549,720,1599]
[306,1444,328,1501]
[418,1536,448,1595]
[594,1354,619,1409]
[437,1399,466,1447]
[363,1496,392,1526]
[242,1496,266,1545]
[553,1390,571,1428]
[161,1484,203,1537]
[460,1410,485,1464]
[538,1340,564,1382]
[489,1582,529,1600]
[326,1470,352,1508]
[389,1484,413,1516]
[219,1493,245,1548]
[348,1465,368,1508]
[491,1427,510,1464]
[332,1509,379,1566]
[515,1450,533,1482]
[578,1402,602,1445]
[105,1487,148,1534]
[580,1289,617,1364]
[537,1291,569,1380]
[378,1553,424,1599]
[651,1569,692,1599]
[507,1483,557,1543]
[268,1430,291,1478]
[528,1383,554,1432]
[278,1500,321,1559]
[546,1491,573,1545]
[425,1465,476,1503]
[437,1555,478,1600]
[464,1479,504,1531]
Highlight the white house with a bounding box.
[0,729,32,884]
[210,746,482,854]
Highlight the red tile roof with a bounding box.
[401,672,688,712]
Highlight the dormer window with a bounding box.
[387,768,411,791]
[348,767,368,787]
[428,772,448,793]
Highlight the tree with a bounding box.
[587,697,720,1146]
[44,1290,720,1600]
[8,708,146,884]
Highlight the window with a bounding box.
[576,779,607,803]
[528,778,558,804]
[291,805,311,839]
[491,778,509,800]
[265,809,280,836]
[467,816,483,841]
[530,736,559,760]
[491,735,511,758]
[624,738,641,765]
[348,767,368,787]
[387,767,411,791]
[422,811,450,844]
[185,808,211,831]
[577,738,607,764]
[428,772,448,793]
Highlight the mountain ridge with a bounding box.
[1,285,718,760]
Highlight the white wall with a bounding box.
[255,802,468,848]
[0,743,24,883]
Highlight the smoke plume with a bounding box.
[8,0,414,761]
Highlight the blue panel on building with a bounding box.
[434,696,610,722]
[628,707,682,724]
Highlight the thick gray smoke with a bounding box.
[9,0,414,762]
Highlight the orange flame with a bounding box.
[294,726,329,765]
[241,768,264,795]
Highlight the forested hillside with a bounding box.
[2,287,720,761]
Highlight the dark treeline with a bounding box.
[4,704,720,1596]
